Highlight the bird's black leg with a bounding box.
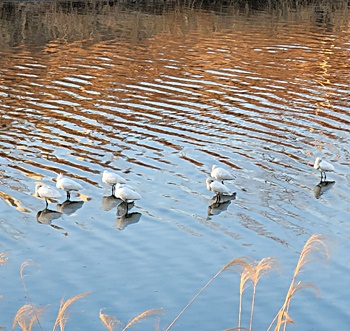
[67,191,70,200]
[45,199,48,209]
[112,184,115,196]
[324,172,327,180]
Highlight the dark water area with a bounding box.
[0,1,349,330]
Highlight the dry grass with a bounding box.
[53,292,90,331]
[165,234,329,330]
[2,234,330,331]
[12,305,46,331]
[122,308,164,331]
[98,308,163,331]
[267,234,329,331]
[99,309,122,331]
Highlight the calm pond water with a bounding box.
[0,1,349,330]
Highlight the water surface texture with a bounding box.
[0,2,349,330]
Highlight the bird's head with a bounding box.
[314,157,321,169]
[35,183,43,196]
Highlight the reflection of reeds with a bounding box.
[0,253,7,265]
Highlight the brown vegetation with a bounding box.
[3,234,329,330]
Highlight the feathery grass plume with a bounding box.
[12,304,45,331]
[240,257,278,330]
[122,308,164,331]
[99,309,122,331]
[18,260,43,331]
[53,292,90,331]
[20,260,40,280]
[267,234,329,331]
[165,258,252,331]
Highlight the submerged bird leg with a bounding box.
[112,184,115,196]
[323,172,327,180]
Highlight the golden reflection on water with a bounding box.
[0,2,348,204]
[0,4,349,330]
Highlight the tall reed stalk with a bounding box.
[267,234,329,331]
[4,234,330,331]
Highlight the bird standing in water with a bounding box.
[313,157,335,181]
[102,170,126,196]
[35,184,61,208]
[211,165,235,184]
[56,173,83,200]
[114,183,141,213]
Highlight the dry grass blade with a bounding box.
[52,292,90,331]
[238,257,278,330]
[99,309,122,331]
[12,304,45,331]
[20,260,39,280]
[294,234,330,276]
[122,308,163,331]
[165,258,252,331]
[267,234,329,331]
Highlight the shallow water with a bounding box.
[0,1,350,330]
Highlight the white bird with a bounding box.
[35,184,61,208]
[114,183,141,203]
[102,170,126,195]
[56,173,83,200]
[211,165,235,183]
[206,178,232,196]
[114,183,141,213]
[313,157,335,181]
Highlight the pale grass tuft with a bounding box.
[20,260,39,280]
[53,292,90,331]
[12,304,45,331]
[18,260,43,330]
[238,257,278,330]
[267,234,329,331]
[122,308,164,331]
[99,309,122,331]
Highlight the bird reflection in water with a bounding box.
[36,208,63,230]
[116,212,142,230]
[56,199,84,215]
[208,193,236,216]
[314,180,335,199]
[115,201,142,230]
[102,195,121,211]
